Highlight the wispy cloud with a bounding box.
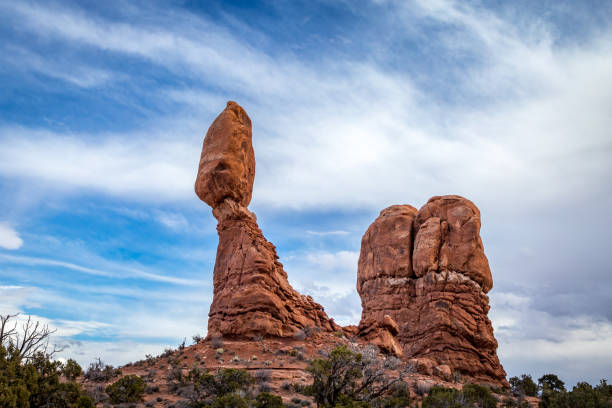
[0,127,197,202]
[306,230,351,236]
[491,289,612,385]
[0,45,115,88]
[0,253,203,285]
[0,0,609,215]
[0,281,210,366]
[303,250,359,273]
[154,210,189,231]
[0,223,23,250]
[2,1,301,96]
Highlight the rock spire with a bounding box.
[196,102,339,338]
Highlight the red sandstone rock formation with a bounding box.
[357,196,507,385]
[195,101,255,208]
[356,205,417,358]
[196,102,339,338]
[196,101,506,385]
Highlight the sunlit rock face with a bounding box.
[195,101,255,209]
[196,102,339,339]
[357,196,507,386]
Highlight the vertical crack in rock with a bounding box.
[196,102,339,338]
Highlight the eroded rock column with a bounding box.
[196,102,339,338]
[357,196,507,385]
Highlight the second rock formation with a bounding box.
[357,196,507,385]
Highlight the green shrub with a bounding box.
[211,393,249,408]
[84,358,121,382]
[255,392,284,408]
[63,358,83,381]
[538,374,566,408]
[307,345,363,407]
[422,385,462,408]
[509,374,538,397]
[306,345,410,408]
[462,383,498,408]
[597,379,612,398]
[501,396,530,407]
[536,376,612,408]
[0,344,94,408]
[214,368,254,395]
[185,367,257,406]
[379,382,411,408]
[334,394,371,408]
[105,374,145,403]
[538,374,566,393]
[423,384,497,408]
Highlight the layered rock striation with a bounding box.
[357,196,507,385]
[196,102,339,338]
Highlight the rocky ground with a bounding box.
[76,101,537,407]
[80,331,535,408]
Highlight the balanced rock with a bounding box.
[195,101,255,208]
[197,102,339,338]
[357,196,507,385]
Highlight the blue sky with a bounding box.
[1,0,611,386]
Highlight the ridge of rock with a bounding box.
[196,102,339,338]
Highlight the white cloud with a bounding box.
[283,250,360,325]
[0,282,210,367]
[154,210,189,231]
[3,1,303,97]
[56,339,173,368]
[0,127,198,202]
[0,285,40,313]
[304,250,359,273]
[0,253,204,286]
[0,0,609,217]
[491,289,612,385]
[306,230,351,236]
[0,223,23,250]
[0,45,115,88]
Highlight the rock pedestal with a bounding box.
[196,102,339,338]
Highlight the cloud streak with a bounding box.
[0,0,610,215]
[0,224,23,250]
[0,253,203,286]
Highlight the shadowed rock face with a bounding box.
[357,196,507,385]
[196,102,339,338]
